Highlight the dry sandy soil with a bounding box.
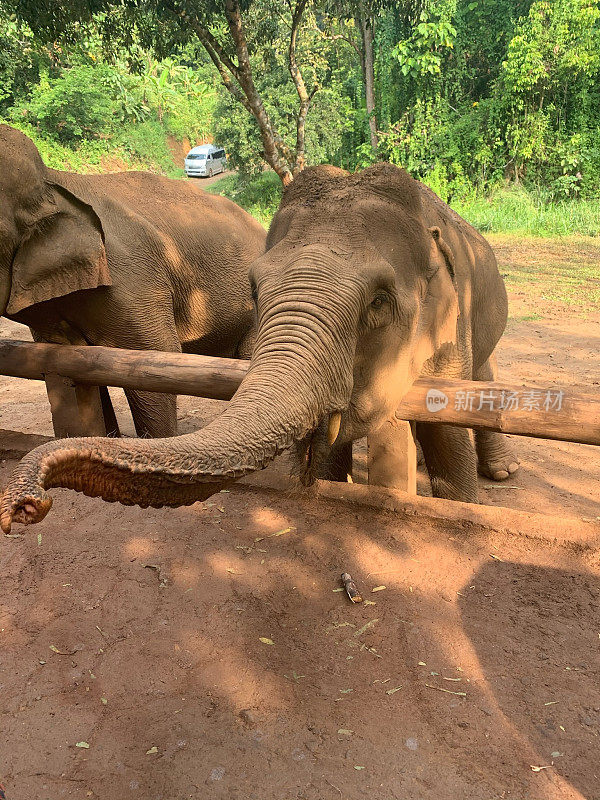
[0,235,598,799]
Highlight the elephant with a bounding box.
[0,125,266,437]
[1,162,520,532]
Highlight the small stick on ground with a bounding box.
[341,572,363,603]
[425,683,467,697]
[144,564,168,588]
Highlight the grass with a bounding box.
[208,172,600,239]
[508,312,543,323]
[489,233,600,315]
[455,187,600,238]
[204,171,282,228]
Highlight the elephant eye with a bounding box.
[250,283,258,303]
[370,292,388,309]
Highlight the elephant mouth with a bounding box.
[294,410,344,486]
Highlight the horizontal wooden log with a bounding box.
[0,340,247,401]
[0,340,598,446]
[394,378,600,446]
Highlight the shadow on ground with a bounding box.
[0,459,598,800]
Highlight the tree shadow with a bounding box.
[1,458,599,799]
[459,559,600,800]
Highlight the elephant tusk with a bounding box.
[327,412,342,446]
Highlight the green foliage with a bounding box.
[0,14,48,111]
[377,0,600,201]
[0,14,217,175]
[393,12,456,78]
[208,170,600,237]
[213,81,355,178]
[496,0,600,194]
[205,171,283,227]
[2,0,600,232]
[14,65,115,142]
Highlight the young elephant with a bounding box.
[1,163,519,531]
[0,125,265,437]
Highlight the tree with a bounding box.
[324,0,425,156]
[168,0,320,183]
[323,2,380,152]
[5,0,318,184]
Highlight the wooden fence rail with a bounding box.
[0,339,598,445]
[0,339,598,497]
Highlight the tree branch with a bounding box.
[165,2,241,80]
[196,30,254,114]
[223,0,293,182]
[289,0,316,173]
[321,31,364,72]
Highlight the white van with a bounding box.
[184,144,227,178]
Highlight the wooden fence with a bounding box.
[0,339,598,494]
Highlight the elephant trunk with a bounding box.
[1,293,356,532]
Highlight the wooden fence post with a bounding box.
[367,419,417,494]
[44,373,107,438]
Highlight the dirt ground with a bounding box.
[0,235,599,799]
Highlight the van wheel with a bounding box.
[208,169,213,178]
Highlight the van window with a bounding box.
[215,149,225,159]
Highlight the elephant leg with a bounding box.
[473,356,520,480]
[367,419,417,493]
[99,387,120,437]
[319,441,353,482]
[105,316,181,438]
[124,390,178,439]
[416,423,479,503]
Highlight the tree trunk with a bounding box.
[289,0,316,176]
[359,10,378,154]
[180,0,312,185]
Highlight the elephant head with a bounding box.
[1,163,459,532]
[0,125,110,319]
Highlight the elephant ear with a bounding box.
[424,226,460,352]
[6,181,110,316]
[427,225,456,279]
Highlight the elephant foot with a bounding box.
[476,431,520,481]
[478,458,520,481]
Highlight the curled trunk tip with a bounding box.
[1,491,53,533]
[1,448,55,532]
